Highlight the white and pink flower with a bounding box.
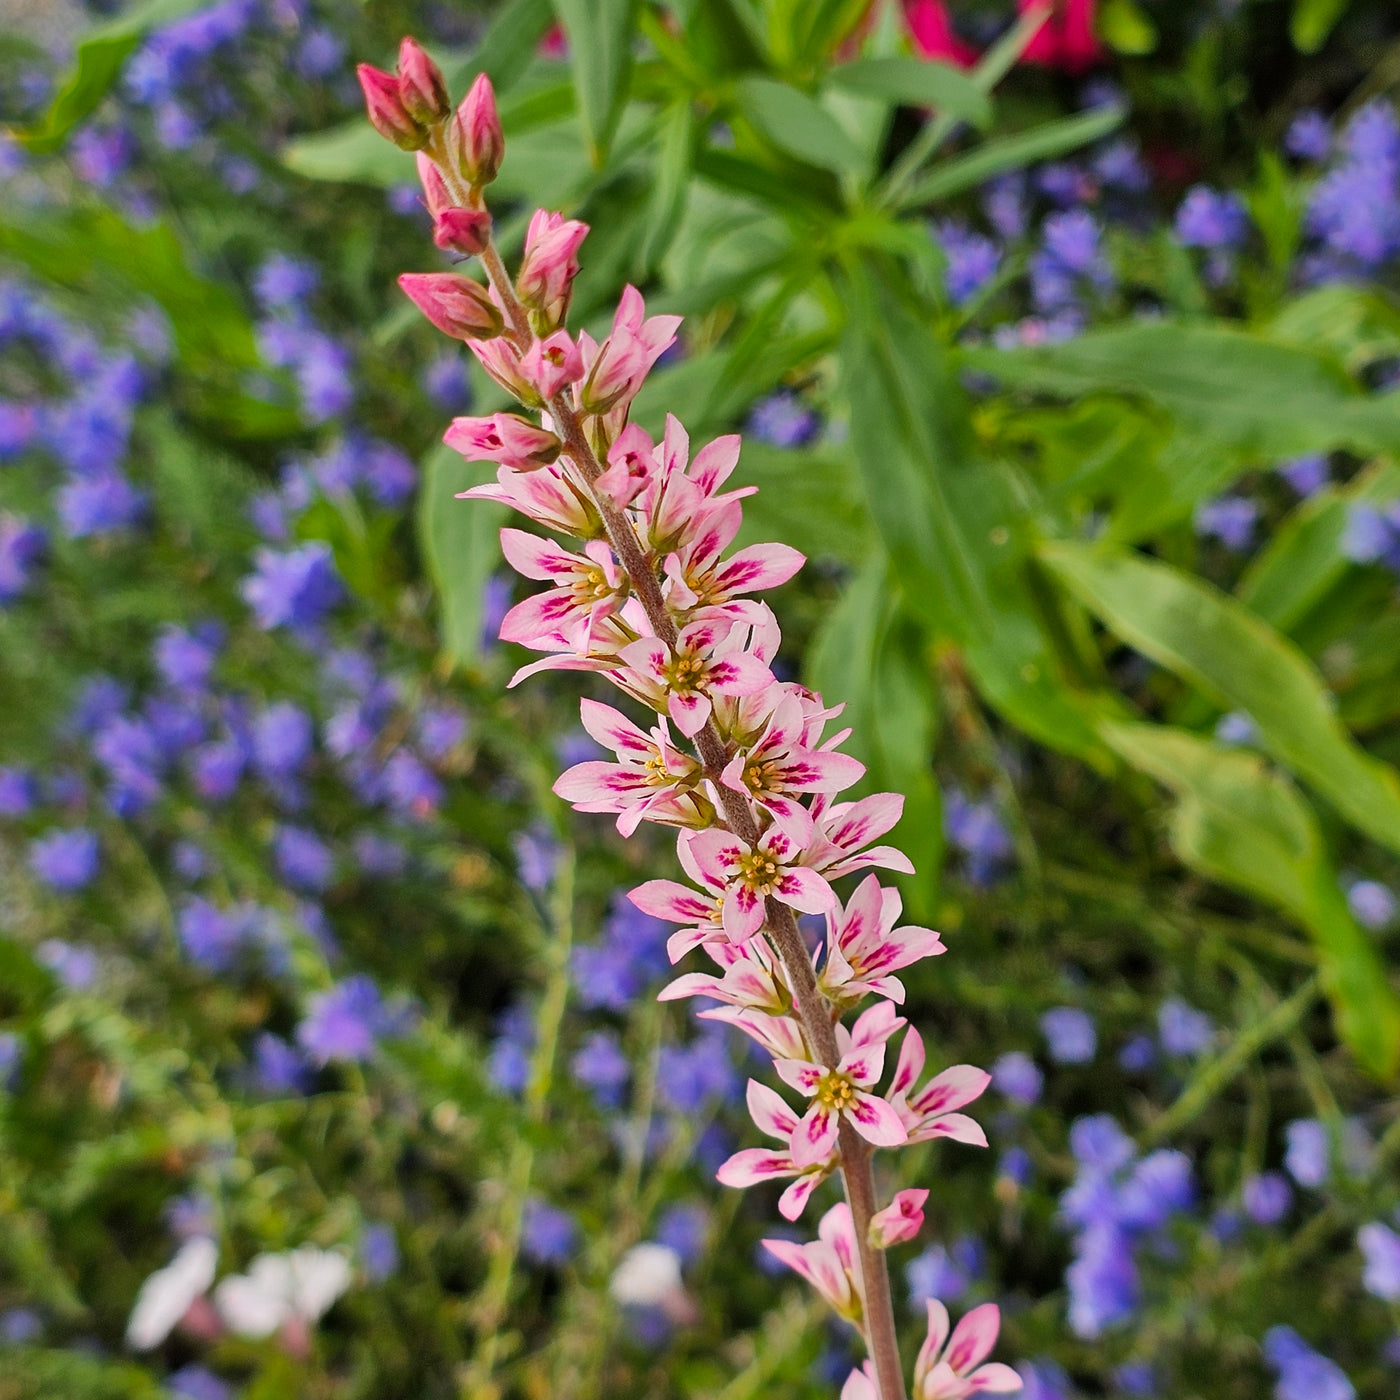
[716,1078,837,1219]
[887,1028,992,1147]
[761,1203,863,1323]
[818,874,946,1008]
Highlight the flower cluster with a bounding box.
[359,40,1008,1398]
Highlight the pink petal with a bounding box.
[747,1079,799,1140]
[969,1362,1024,1392]
[778,747,866,794]
[498,589,582,648]
[690,434,741,494]
[681,828,746,888]
[552,761,648,810]
[909,1112,987,1147]
[629,878,713,925]
[578,698,655,758]
[817,1202,858,1273]
[891,1027,926,1099]
[668,689,713,736]
[917,1299,952,1382]
[824,792,905,849]
[657,973,726,1004]
[790,1102,839,1168]
[773,1058,825,1096]
[616,636,669,680]
[774,865,836,916]
[721,881,765,943]
[910,1065,993,1117]
[778,1171,824,1221]
[677,616,732,655]
[706,650,776,697]
[711,542,806,595]
[848,1091,910,1148]
[715,1148,796,1189]
[840,1366,878,1400]
[850,999,905,1049]
[499,527,578,581]
[837,1044,887,1088]
[945,1303,1001,1376]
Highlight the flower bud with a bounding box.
[520,330,584,401]
[396,37,450,126]
[867,1189,928,1249]
[516,210,588,333]
[415,152,451,217]
[358,64,428,151]
[450,73,504,188]
[398,273,503,341]
[434,207,492,257]
[445,413,562,470]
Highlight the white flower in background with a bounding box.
[213,1246,352,1338]
[125,1237,218,1350]
[608,1242,695,1324]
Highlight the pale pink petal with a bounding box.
[790,1103,839,1168]
[507,654,613,688]
[909,1112,987,1147]
[715,1148,796,1189]
[706,650,775,697]
[722,881,766,942]
[629,878,713,924]
[657,973,726,1004]
[682,828,746,887]
[711,542,806,595]
[578,698,655,758]
[911,1065,992,1117]
[774,865,836,915]
[945,1303,1001,1376]
[837,1044,887,1088]
[690,434,741,494]
[917,1299,952,1383]
[499,527,578,581]
[968,1362,1024,1392]
[616,636,670,680]
[552,761,648,810]
[747,1079,800,1140]
[778,747,866,794]
[841,1365,878,1400]
[669,689,713,736]
[850,999,905,1049]
[778,1171,825,1221]
[499,589,581,648]
[817,1202,858,1273]
[891,1027,926,1099]
[848,1091,910,1148]
[773,1058,825,1096]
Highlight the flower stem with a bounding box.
[464,219,907,1400]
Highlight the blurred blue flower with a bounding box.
[1041,1007,1097,1065]
[1284,1118,1330,1188]
[1175,186,1249,249]
[253,702,314,780]
[29,828,100,891]
[746,391,820,449]
[905,1236,983,1306]
[423,352,472,411]
[57,471,147,537]
[1194,495,1257,550]
[1279,454,1328,496]
[242,543,343,631]
[154,623,222,691]
[992,1050,1043,1106]
[655,1203,709,1266]
[1263,1326,1355,1400]
[1157,998,1213,1057]
[297,975,395,1064]
[274,824,335,892]
[177,897,249,971]
[361,1222,400,1282]
[571,1030,630,1110]
[0,765,37,817]
[0,1307,41,1344]
[935,220,1001,305]
[1286,111,1331,161]
[1346,879,1396,929]
[1358,1221,1400,1301]
[0,1031,25,1091]
[945,790,1013,886]
[521,1198,577,1266]
[1243,1172,1293,1226]
[36,939,99,990]
[167,1365,233,1400]
[251,1031,313,1095]
[0,516,45,601]
[512,823,560,892]
[656,1029,739,1113]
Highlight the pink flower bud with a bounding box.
[445,413,562,470]
[520,331,584,400]
[866,1189,928,1249]
[398,273,504,341]
[449,73,504,188]
[435,208,492,256]
[396,36,450,125]
[415,152,451,217]
[468,338,542,406]
[517,210,589,332]
[358,63,428,151]
[579,287,681,416]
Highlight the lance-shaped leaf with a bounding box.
[1103,723,1400,1080]
[552,0,641,165]
[824,57,991,128]
[1044,540,1400,860]
[736,76,867,176]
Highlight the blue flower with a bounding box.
[1262,1326,1355,1400]
[1345,879,1396,930]
[655,1203,709,1266]
[36,939,99,990]
[571,1030,630,1109]
[28,828,100,891]
[935,221,1001,306]
[1157,997,1213,1057]
[57,470,146,537]
[1194,495,1257,550]
[177,897,249,971]
[1174,186,1250,249]
[241,543,343,631]
[154,623,223,691]
[0,765,37,817]
[1067,1222,1138,1338]
[656,1029,739,1113]
[945,790,1014,886]
[905,1236,983,1306]
[1279,454,1328,496]
[167,1365,233,1400]
[1284,1118,1329,1188]
[297,974,395,1065]
[253,702,315,780]
[91,716,167,812]
[1358,1221,1400,1302]
[0,515,46,601]
[251,1031,313,1095]
[992,1050,1043,1106]
[254,254,319,312]
[1041,1007,1097,1065]
[1285,111,1331,161]
[512,824,560,892]
[361,1222,400,1281]
[520,1198,577,1266]
[423,352,472,411]
[746,391,821,449]
[1243,1172,1293,1226]
[273,824,335,893]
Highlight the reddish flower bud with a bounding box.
[449,73,505,188]
[397,37,451,125]
[415,152,452,217]
[517,209,589,332]
[520,331,584,401]
[358,63,428,151]
[398,273,504,341]
[434,207,492,257]
[445,413,562,470]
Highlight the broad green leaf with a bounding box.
[418,444,508,669]
[552,0,642,164]
[1044,541,1400,859]
[825,57,991,128]
[1104,723,1400,1079]
[892,106,1123,211]
[636,100,696,277]
[1268,285,1400,373]
[735,76,866,175]
[1291,0,1349,52]
[964,323,1400,460]
[1237,460,1400,631]
[1097,0,1158,54]
[807,557,942,918]
[16,0,207,153]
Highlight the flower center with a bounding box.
[742,758,779,794]
[666,653,706,692]
[735,848,781,895]
[815,1072,855,1111]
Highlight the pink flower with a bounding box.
[761,1203,863,1321]
[434,207,492,256]
[720,692,864,836]
[903,0,979,68]
[396,36,450,125]
[1020,0,1101,73]
[805,792,916,882]
[399,273,503,340]
[774,1000,908,1166]
[659,937,787,1014]
[716,1079,837,1220]
[887,1028,990,1147]
[681,824,835,944]
[630,868,726,963]
[517,211,589,332]
[637,416,754,555]
[914,1301,1022,1398]
[594,423,659,508]
[496,529,627,654]
[444,413,561,470]
[868,1188,928,1248]
[357,62,426,150]
[615,616,774,736]
[449,72,503,187]
[841,1364,878,1400]
[818,874,946,1008]
[699,1005,810,1061]
[465,334,542,406]
[553,698,709,836]
[577,285,681,419]
[519,331,584,400]
[457,462,601,538]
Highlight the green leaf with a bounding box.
[1268,285,1400,373]
[1104,723,1400,1079]
[552,0,642,164]
[1097,0,1158,54]
[824,57,991,128]
[636,100,696,277]
[807,557,942,918]
[453,0,558,92]
[892,106,1123,211]
[16,0,208,153]
[1043,540,1400,859]
[1237,460,1400,632]
[0,1349,164,1399]
[735,76,867,175]
[733,443,872,564]
[417,444,508,669]
[1290,0,1350,52]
